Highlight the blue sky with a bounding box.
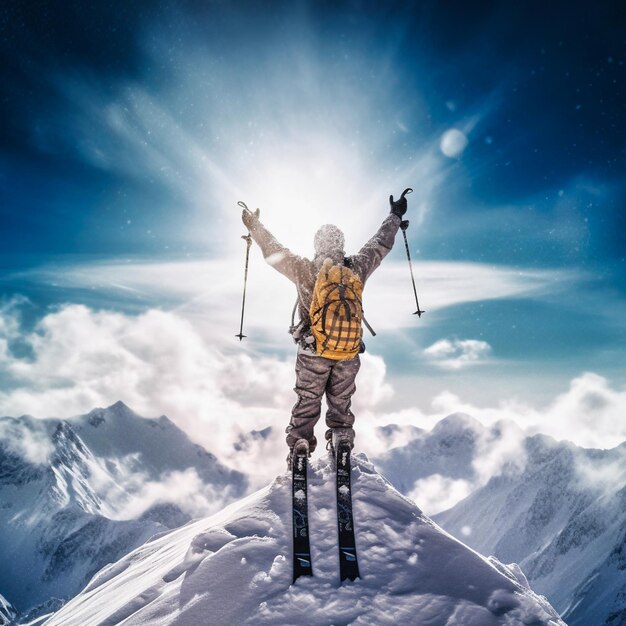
[0,1,625,436]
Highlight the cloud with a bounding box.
[0,418,55,465]
[408,474,473,515]
[107,468,236,521]
[573,449,626,495]
[395,414,528,514]
[31,18,456,259]
[10,257,576,355]
[1,300,624,499]
[542,373,626,449]
[471,419,527,484]
[0,301,393,487]
[0,303,291,481]
[424,338,492,369]
[0,296,28,362]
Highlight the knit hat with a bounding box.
[313,224,345,256]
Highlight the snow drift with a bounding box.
[43,455,565,626]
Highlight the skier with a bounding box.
[241,191,410,467]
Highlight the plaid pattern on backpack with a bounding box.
[309,259,364,360]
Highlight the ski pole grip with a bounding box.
[400,220,409,231]
[400,188,413,199]
[238,201,260,219]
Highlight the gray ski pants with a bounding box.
[285,351,361,453]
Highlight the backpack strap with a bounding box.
[344,257,376,337]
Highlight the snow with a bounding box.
[43,455,565,626]
[5,403,615,624]
[375,414,626,624]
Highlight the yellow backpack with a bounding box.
[309,259,364,360]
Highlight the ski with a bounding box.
[292,441,313,582]
[336,439,360,582]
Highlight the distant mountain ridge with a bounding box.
[0,401,246,623]
[375,412,524,493]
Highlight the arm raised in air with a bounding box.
[350,189,411,282]
[241,208,306,284]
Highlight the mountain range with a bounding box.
[2,403,624,625]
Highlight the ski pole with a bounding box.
[400,216,425,318]
[235,201,259,340]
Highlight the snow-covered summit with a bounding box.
[431,411,484,436]
[44,455,565,626]
[72,400,235,484]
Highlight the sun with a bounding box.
[233,135,372,257]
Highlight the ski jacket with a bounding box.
[246,213,402,325]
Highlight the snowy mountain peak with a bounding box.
[432,411,484,436]
[110,399,132,412]
[156,413,178,429]
[43,455,565,626]
[84,400,139,425]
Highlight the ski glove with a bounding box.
[389,188,413,218]
[241,207,260,229]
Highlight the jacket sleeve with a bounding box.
[351,214,402,282]
[247,219,305,284]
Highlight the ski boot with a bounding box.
[326,428,354,466]
[287,438,310,471]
